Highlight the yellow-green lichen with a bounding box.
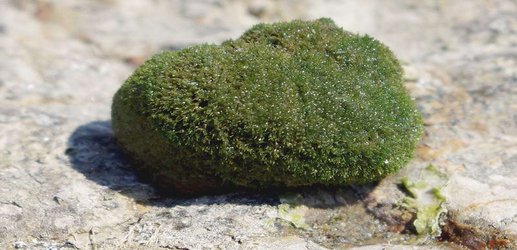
[277,203,310,230]
[400,165,448,237]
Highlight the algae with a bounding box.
[112,18,423,195]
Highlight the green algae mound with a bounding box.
[112,18,423,196]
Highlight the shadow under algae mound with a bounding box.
[65,121,152,197]
[111,18,423,196]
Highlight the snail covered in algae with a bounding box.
[112,18,423,196]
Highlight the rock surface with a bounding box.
[0,0,515,249]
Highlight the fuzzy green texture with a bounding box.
[112,18,423,195]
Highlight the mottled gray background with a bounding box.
[0,0,516,249]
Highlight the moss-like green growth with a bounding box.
[112,18,423,196]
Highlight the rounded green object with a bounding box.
[112,18,423,196]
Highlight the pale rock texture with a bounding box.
[0,0,515,249]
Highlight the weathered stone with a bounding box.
[1,0,515,249]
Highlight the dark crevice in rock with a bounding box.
[367,199,517,249]
[439,212,517,250]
